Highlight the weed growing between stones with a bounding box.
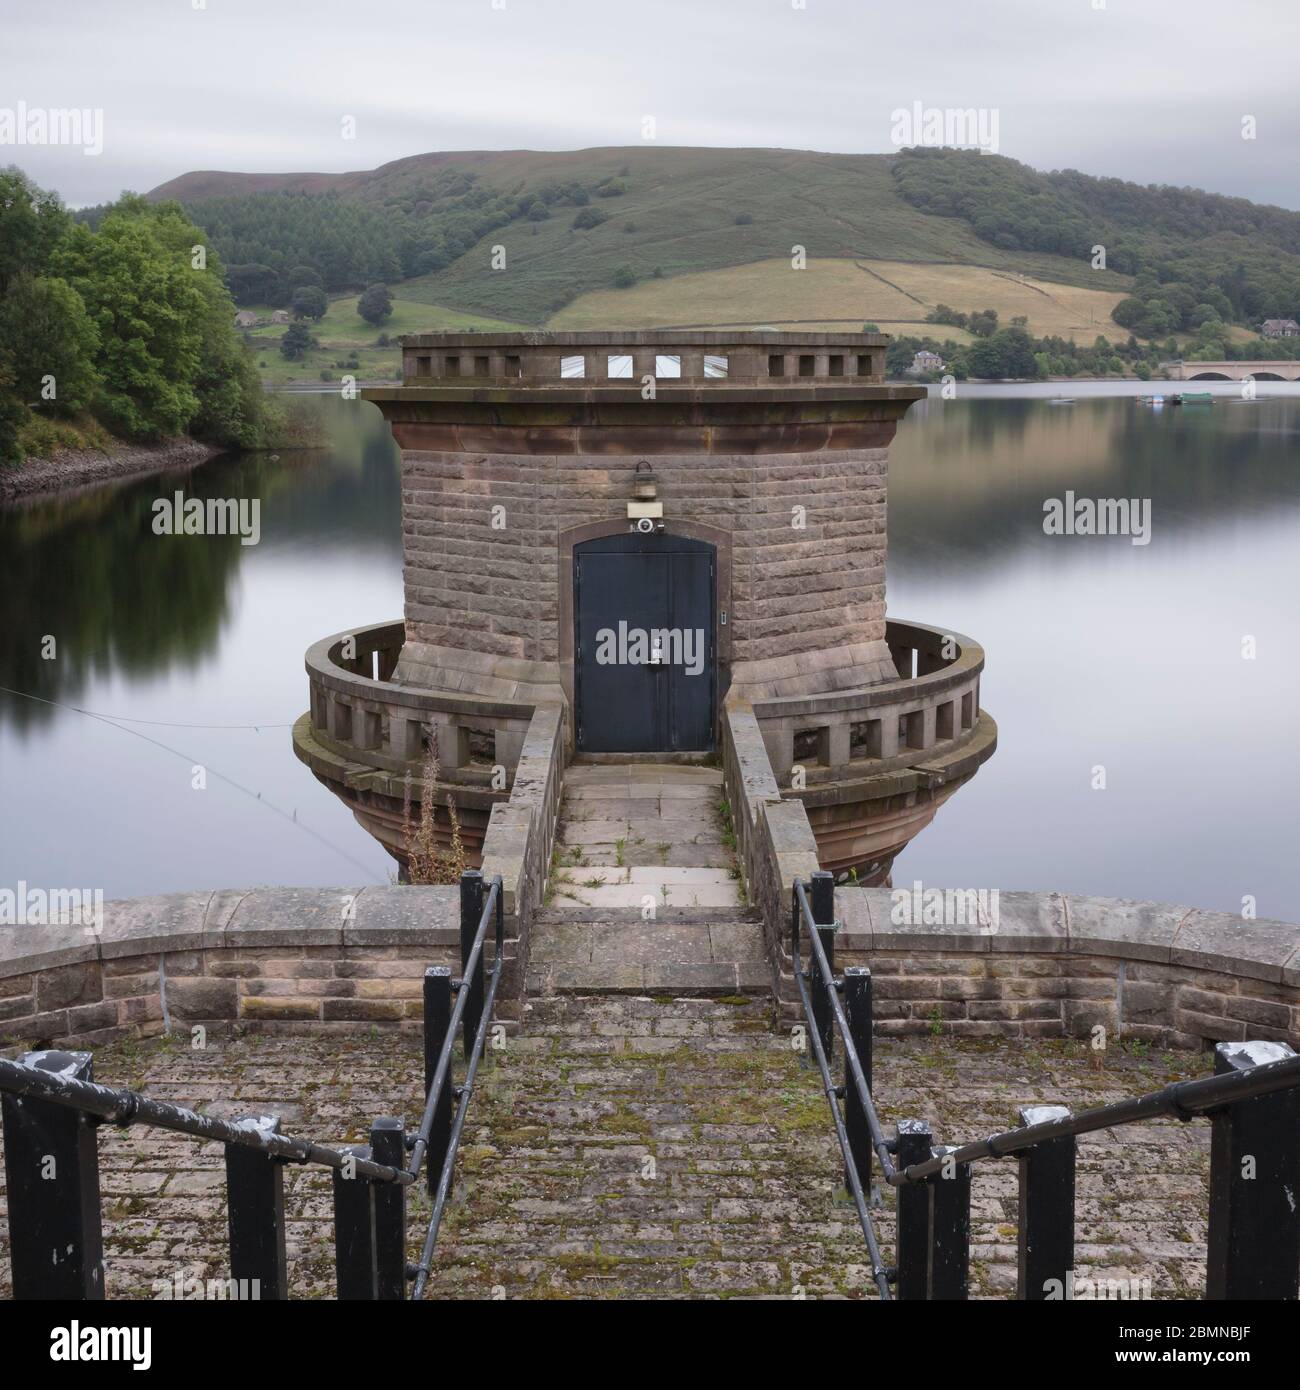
[402,735,467,885]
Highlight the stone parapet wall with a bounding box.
[824,889,1300,1049]
[478,701,566,1001]
[0,700,567,1055]
[721,702,821,998]
[396,329,891,386]
[722,704,1298,1048]
[5,879,1295,1055]
[0,887,465,1055]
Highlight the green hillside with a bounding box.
[143,146,1300,343]
[147,148,1129,326]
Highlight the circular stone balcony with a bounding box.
[292,620,531,867]
[294,615,995,883]
[749,619,998,882]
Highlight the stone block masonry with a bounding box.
[0,887,467,1052]
[7,882,1295,1056]
[396,445,894,701]
[826,889,1300,1049]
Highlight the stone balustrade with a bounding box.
[302,620,535,783]
[399,330,887,387]
[753,619,985,786]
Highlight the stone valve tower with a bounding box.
[294,330,996,885]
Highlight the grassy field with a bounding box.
[383,149,1130,324]
[242,296,525,385]
[547,256,1130,342]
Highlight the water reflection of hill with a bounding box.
[889,398,1300,577]
[0,401,399,731]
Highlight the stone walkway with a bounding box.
[534,763,767,993]
[0,1007,1215,1300]
[549,764,741,906]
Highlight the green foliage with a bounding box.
[287,263,323,289]
[0,274,100,413]
[280,320,312,360]
[887,323,1163,381]
[128,169,619,306]
[0,352,27,465]
[612,263,637,289]
[54,211,205,438]
[0,167,70,294]
[572,206,608,230]
[290,284,328,320]
[17,409,113,460]
[357,282,393,325]
[927,303,998,336]
[892,147,1300,330]
[965,326,1039,379]
[1,176,269,452]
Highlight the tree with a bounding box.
[357,283,393,325]
[54,212,205,439]
[226,262,278,304]
[286,264,323,290]
[290,284,327,320]
[572,206,607,230]
[966,327,1036,380]
[612,264,637,289]
[281,321,312,360]
[968,307,999,338]
[0,168,70,296]
[0,274,100,414]
[0,351,28,465]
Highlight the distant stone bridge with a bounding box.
[1160,359,1300,382]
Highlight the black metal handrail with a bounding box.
[791,875,893,1298]
[0,869,506,1301]
[0,1056,408,1184]
[409,870,504,1298]
[792,872,1300,1301]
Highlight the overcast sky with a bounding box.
[4,0,1298,210]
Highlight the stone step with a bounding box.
[532,905,759,925]
[527,960,771,996]
[548,881,743,910]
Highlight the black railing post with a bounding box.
[225,1114,287,1300]
[1,1050,105,1299]
[459,869,485,1056]
[1206,1040,1300,1300]
[1015,1104,1075,1300]
[332,1144,378,1299]
[810,869,836,1065]
[370,1117,407,1300]
[895,1119,933,1300]
[927,1144,972,1300]
[843,966,873,1193]
[424,964,455,1198]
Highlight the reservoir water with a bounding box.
[2,385,1298,917]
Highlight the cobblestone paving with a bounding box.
[0,1000,1214,1300]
